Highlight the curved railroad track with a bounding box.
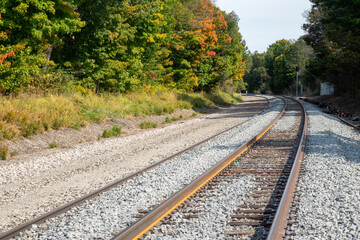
[112,97,307,240]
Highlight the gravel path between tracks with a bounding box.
[289,101,360,240]
[0,96,267,233]
[144,99,299,239]
[11,97,284,239]
[146,176,255,240]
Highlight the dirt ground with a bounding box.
[3,108,196,158]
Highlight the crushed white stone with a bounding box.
[288,101,360,239]
[12,97,284,240]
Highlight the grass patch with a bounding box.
[49,142,57,148]
[177,91,242,108]
[10,151,18,157]
[139,121,158,129]
[215,92,242,104]
[102,125,122,138]
[162,115,181,124]
[0,90,241,141]
[163,117,171,124]
[0,144,8,160]
[177,93,212,108]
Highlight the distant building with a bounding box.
[320,82,334,96]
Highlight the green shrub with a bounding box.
[102,130,112,138]
[111,126,122,135]
[49,142,57,148]
[163,117,171,124]
[1,130,17,140]
[0,144,8,160]
[52,118,62,130]
[22,123,40,137]
[171,116,179,121]
[140,121,158,129]
[102,125,122,138]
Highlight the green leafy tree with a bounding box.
[244,52,270,93]
[262,39,313,94]
[265,39,291,81]
[0,0,84,94]
[1,0,247,95]
[303,1,360,96]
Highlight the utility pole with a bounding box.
[295,66,300,97]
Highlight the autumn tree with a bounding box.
[167,0,245,92]
[1,0,247,94]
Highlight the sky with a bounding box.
[215,0,313,53]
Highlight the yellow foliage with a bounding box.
[154,13,164,20]
[15,3,29,14]
[155,33,167,40]
[147,36,155,43]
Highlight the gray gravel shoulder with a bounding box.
[13,96,284,240]
[289,101,360,239]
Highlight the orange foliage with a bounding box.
[207,51,216,56]
[189,0,218,49]
[189,0,232,51]
[0,51,15,64]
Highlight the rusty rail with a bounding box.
[266,97,307,239]
[337,116,360,131]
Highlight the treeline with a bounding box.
[245,0,360,97]
[303,0,360,97]
[244,39,312,94]
[0,0,246,95]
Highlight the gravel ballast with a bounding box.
[146,176,256,240]
[11,97,284,239]
[289,101,360,239]
[0,96,268,233]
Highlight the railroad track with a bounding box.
[0,97,270,240]
[337,116,360,131]
[112,97,307,240]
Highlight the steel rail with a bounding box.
[0,96,269,240]
[112,98,287,240]
[267,97,308,239]
[337,116,360,131]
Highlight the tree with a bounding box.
[303,1,360,96]
[0,0,84,94]
[166,0,245,92]
[54,0,171,92]
[1,0,247,94]
[262,39,313,94]
[244,52,270,93]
